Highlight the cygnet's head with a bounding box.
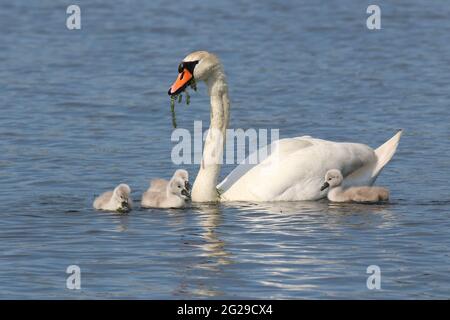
[320,169,344,191]
[168,51,222,95]
[112,184,132,212]
[168,177,191,201]
[173,169,190,192]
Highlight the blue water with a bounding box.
[1,0,450,299]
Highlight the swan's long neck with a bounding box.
[191,68,230,202]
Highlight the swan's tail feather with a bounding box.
[373,129,402,179]
[344,130,402,187]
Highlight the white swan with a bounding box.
[168,51,402,202]
[141,169,191,208]
[320,169,389,203]
[93,184,133,213]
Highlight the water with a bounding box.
[1,0,449,299]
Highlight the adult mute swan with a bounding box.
[168,51,402,202]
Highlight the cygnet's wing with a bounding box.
[149,179,168,192]
[345,187,379,202]
[93,191,113,209]
[141,189,165,208]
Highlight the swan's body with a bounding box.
[321,169,389,203]
[141,169,190,208]
[168,51,402,202]
[93,184,133,213]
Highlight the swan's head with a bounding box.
[173,169,190,192]
[112,184,132,212]
[169,176,191,201]
[321,169,344,191]
[168,51,222,96]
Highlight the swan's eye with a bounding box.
[328,178,332,181]
[178,185,181,188]
[182,60,199,74]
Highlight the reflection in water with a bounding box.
[168,200,398,297]
[194,204,233,267]
[80,197,397,298]
[111,214,130,233]
[172,204,232,298]
[164,208,188,227]
[7,194,449,299]
[225,200,396,230]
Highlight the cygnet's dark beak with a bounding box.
[320,182,330,191]
[184,181,191,191]
[117,201,130,213]
[181,188,191,199]
[120,200,131,211]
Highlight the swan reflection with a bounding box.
[192,204,233,268]
[223,200,396,230]
[172,204,232,297]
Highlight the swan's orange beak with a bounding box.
[168,69,193,96]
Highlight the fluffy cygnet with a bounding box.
[141,170,191,208]
[146,169,190,193]
[93,184,133,213]
[320,169,389,203]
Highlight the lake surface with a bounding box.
[0,0,449,299]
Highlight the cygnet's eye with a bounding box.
[177,185,181,188]
[328,178,332,181]
[178,63,184,73]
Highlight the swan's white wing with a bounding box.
[343,130,402,187]
[220,132,401,201]
[217,136,313,192]
[219,137,376,201]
